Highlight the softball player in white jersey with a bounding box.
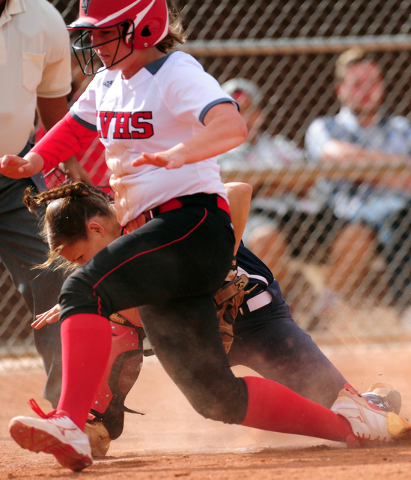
[2,0,405,472]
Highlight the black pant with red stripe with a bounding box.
[59,194,249,424]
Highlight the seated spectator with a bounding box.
[305,47,411,318]
[218,78,304,169]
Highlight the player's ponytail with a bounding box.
[23,183,91,215]
[24,182,115,269]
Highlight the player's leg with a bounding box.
[228,298,346,408]
[138,295,354,442]
[138,267,406,445]
[8,202,235,469]
[140,296,411,446]
[228,297,402,415]
[42,202,236,429]
[88,301,400,457]
[0,176,65,407]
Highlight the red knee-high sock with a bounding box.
[57,314,112,431]
[241,377,352,442]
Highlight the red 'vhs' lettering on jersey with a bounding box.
[113,112,132,139]
[131,112,154,139]
[99,112,115,138]
[98,111,154,139]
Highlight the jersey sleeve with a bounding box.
[69,76,100,129]
[31,112,98,171]
[160,55,238,125]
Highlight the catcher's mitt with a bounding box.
[214,273,248,354]
[84,420,111,458]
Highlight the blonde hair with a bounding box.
[335,47,378,84]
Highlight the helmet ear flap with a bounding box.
[142,19,161,37]
[121,19,159,46]
[134,19,163,48]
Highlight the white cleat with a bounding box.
[331,384,411,447]
[9,400,92,472]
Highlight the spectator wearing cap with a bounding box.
[219,78,304,169]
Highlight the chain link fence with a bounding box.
[2,0,411,362]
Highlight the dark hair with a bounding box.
[155,0,186,54]
[335,47,379,84]
[24,182,114,268]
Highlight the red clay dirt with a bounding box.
[2,342,411,479]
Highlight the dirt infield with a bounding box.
[2,343,411,479]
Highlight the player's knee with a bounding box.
[193,400,241,424]
[59,274,96,312]
[188,379,248,425]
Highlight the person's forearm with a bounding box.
[224,182,253,254]
[132,103,248,170]
[169,110,248,165]
[37,96,71,132]
[321,140,410,163]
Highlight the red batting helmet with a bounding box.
[69,0,169,74]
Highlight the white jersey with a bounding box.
[71,51,235,226]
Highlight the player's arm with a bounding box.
[37,96,92,184]
[321,139,409,164]
[132,103,248,169]
[306,117,409,164]
[0,152,43,178]
[0,112,97,178]
[321,140,411,188]
[32,303,142,330]
[224,182,253,254]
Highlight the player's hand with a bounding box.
[31,304,61,329]
[0,152,44,179]
[0,155,34,178]
[132,151,185,169]
[59,156,93,185]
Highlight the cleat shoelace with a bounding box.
[28,398,57,419]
